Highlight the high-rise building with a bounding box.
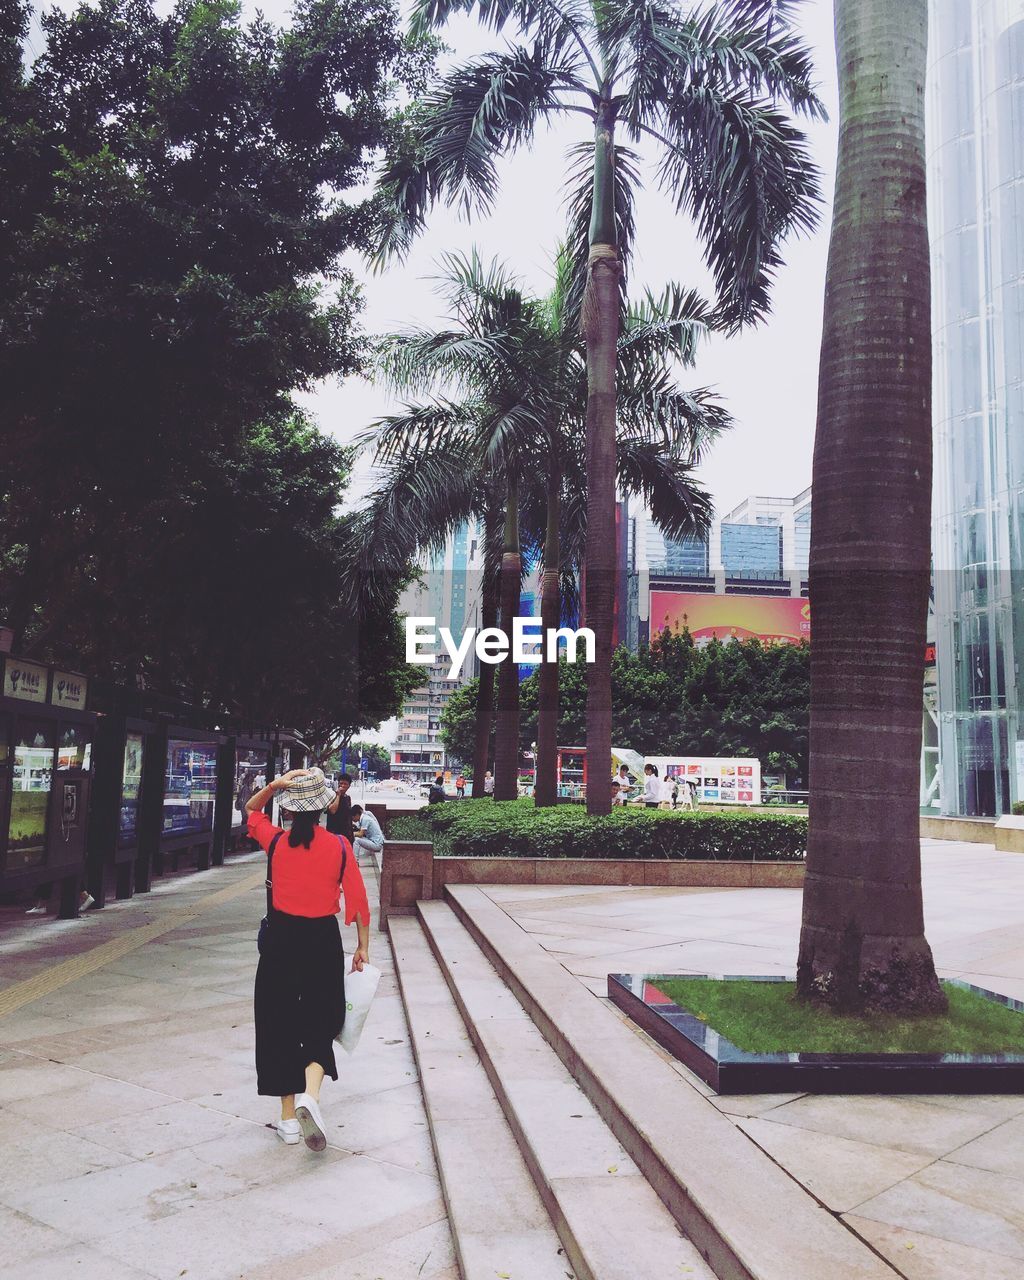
[390,523,483,782]
[929,0,1024,816]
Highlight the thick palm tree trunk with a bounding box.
[797,0,944,1013]
[583,98,620,817]
[470,542,499,798]
[493,480,522,801]
[535,465,561,807]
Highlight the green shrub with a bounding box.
[413,797,805,861]
[387,811,434,842]
[1012,802,1024,817]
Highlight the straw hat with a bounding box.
[277,767,335,814]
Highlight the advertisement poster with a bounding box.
[649,591,810,647]
[51,671,88,710]
[233,748,269,826]
[645,756,761,806]
[163,739,217,835]
[120,733,144,842]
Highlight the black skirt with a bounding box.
[254,911,346,1097]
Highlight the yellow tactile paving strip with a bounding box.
[0,869,265,1021]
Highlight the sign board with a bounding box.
[3,658,48,703]
[649,591,810,646]
[645,755,762,806]
[51,671,88,711]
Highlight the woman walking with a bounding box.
[246,768,370,1152]
[642,763,661,809]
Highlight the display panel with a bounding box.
[163,739,218,835]
[233,748,269,826]
[645,756,762,806]
[8,721,55,868]
[120,732,145,842]
[57,723,92,772]
[649,591,811,646]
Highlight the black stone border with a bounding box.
[607,973,1024,1094]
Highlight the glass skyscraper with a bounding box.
[930,0,1024,815]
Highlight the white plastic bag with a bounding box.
[337,962,382,1055]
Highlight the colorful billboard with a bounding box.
[649,591,810,646]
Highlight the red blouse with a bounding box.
[248,810,371,925]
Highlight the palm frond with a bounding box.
[363,398,486,464]
[616,377,731,461]
[562,139,641,325]
[615,436,715,540]
[356,450,481,570]
[657,86,821,328]
[416,42,586,218]
[619,283,717,372]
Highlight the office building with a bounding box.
[929,0,1024,815]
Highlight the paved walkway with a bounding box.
[0,853,457,1280]
[478,840,1024,1280]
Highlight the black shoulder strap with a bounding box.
[266,830,284,915]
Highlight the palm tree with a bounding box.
[360,251,725,805]
[374,0,824,812]
[795,0,944,1013]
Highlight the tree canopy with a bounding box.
[442,631,810,779]
[0,0,428,736]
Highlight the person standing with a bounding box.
[325,773,354,845]
[483,770,494,796]
[350,805,384,862]
[428,774,446,804]
[455,774,466,798]
[642,763,661,809]
[246,768,370,1152]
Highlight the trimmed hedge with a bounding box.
[397,798,806,861]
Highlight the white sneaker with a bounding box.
[294,1093,327,1152]
[25,904,46,915]
[275,1118,301,1145]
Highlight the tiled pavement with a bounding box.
[0,854,458,1280]
[477,839,1024,1280]
[3,839,1023,1280]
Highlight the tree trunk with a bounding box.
[583,98,620,816]
[470,511,500,797]
[493,480,522,802]
[535,464,560,808]
[797,0,945,1014]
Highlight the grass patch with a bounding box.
[652,978,1024,1055]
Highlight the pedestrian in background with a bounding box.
[643,763,661,809]
[325,772,354,845]
[350,804,384,862]
[246,768,370,1152]
[428,774,446,804]
[455,774,466,798]
[483,770,494,796]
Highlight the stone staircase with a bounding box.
[390,885,901,1280]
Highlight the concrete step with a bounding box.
[389,916,575,1280]
[418,900,716,1280]
[445,884,901,1280]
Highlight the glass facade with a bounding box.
[930,0,1024,815]
[661,534,710,575]
[720,523,783,576]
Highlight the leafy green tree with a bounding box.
[447,632,810,781]
[375,0,824,812]
[0,0,423,735]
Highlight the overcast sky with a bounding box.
[31,0,839,517]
